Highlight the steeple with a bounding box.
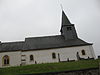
[60,10,78,40]
[62,10,71,25]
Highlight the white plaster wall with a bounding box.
[22,45,95,65]
[22,50,59,65]
[0,45,95,68]
[89,45,96,59]
[74,45,95,59]
[0,51,21,68]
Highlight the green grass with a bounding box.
[0,59,99,75]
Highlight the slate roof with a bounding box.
[62,10,71,25]
[0,35,92,52]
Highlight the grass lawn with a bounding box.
[0,59,99,75]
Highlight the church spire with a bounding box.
[60,10,78,40]
[62,10,71,26]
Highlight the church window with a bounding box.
[2,55,10,66]
[21,55,26,56]
[30,55,34,61]
[67,27,72,31]
[81,50,86,55]
[21,59,26,61]
[52,53,56,59]
[21,55,26,61]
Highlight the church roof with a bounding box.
[0,35,92,52]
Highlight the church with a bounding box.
[0,10,95,68]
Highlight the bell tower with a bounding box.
[60,11,78,40]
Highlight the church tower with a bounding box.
[60,11,78,40]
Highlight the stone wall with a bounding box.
[23,68,99,75]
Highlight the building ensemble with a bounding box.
[0,11,96,68]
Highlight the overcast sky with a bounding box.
[0,0,100,57]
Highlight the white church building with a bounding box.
[0,11,95,68]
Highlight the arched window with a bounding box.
[52,53,56,59]
[30,55,34,61]
[2,55,10,66]
[81,50,86,55]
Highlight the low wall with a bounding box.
[22,68,99,75]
